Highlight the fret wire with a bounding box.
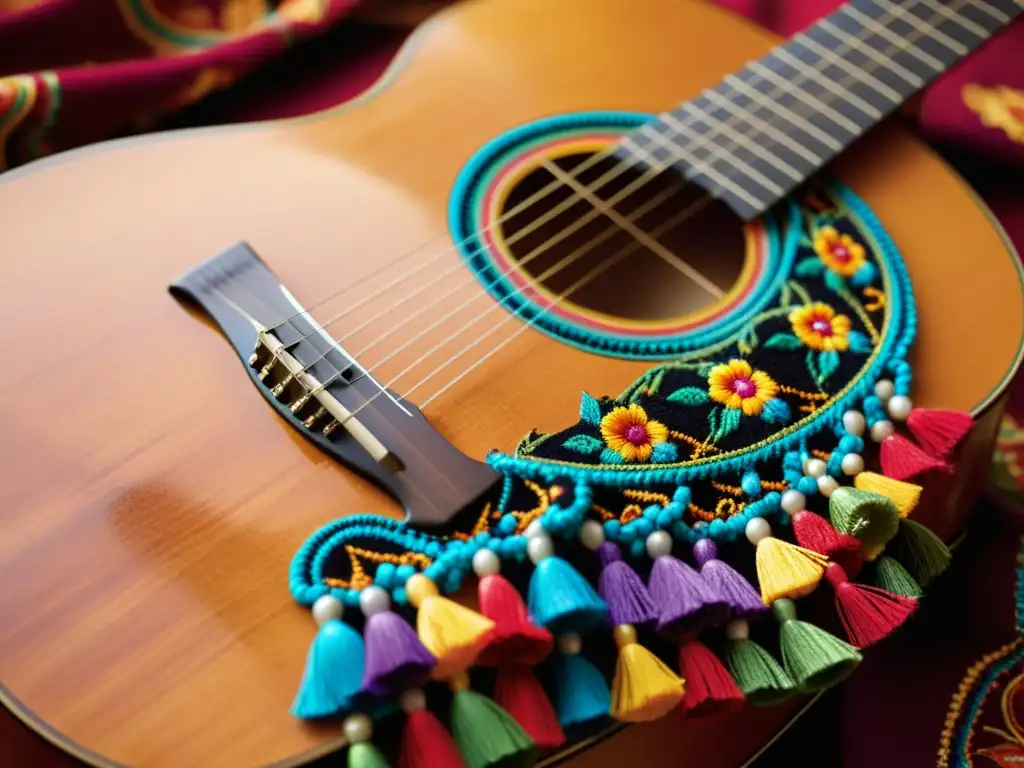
[633,124,771,207]
[915,0,990,37]
[743,64,860,138]
[770,48,883,120]
[817,18,923,87]
[792,29,903,102]
[668,105,805,185]
[702,87,823,165]
[840,4,945,71]
[872,0,969,54]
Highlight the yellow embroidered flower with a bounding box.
[814,226,866,277]
[789,302,852,352]
[600,404,668,463]
[708,360,778,416]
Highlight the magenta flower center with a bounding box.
[811,318,833,336]
[624,424,650,445]
[732,377,757,398]
[831,244,850,262]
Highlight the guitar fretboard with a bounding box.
[621,0,1024,221]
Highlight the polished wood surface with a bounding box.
[0,0,1021,765]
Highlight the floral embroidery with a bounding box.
[708,359,778,417]
[600,404,669,463]
[963,83,1024,146]
[789,303,852,352]
[814,226,866,277]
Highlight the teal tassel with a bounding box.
[292,619,366,719]
[528,556,608,634]
[553,647,610,728]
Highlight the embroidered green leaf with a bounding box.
[805,349,819,382]
[817,349,840,383]
[824,270,846,294]
[707,406,719,439]
[847,330,873,354]
[600,447,625,465]
[795,257,825,278]
[579,392,602,425]
[698,362,717,377]
[798,235,814,249]
[667,387,709,406]
[764,333,803,351]
[562,434,604,455]
[714,407,742,441]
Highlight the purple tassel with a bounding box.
[362,609,436,697]
[597,542,657,627]
[649,554,730,638]
[693,539,768,622]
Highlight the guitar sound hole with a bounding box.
[498,152,747,321]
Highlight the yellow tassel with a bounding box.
[406,574,495,680]
[756,537,829,605]
[853,472,922,518]
[609,624,685,722]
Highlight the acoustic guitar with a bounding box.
[2,0,1023,766]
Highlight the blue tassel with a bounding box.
[291,619,366,719]
[553,649,610,728]
[528,555,608,634]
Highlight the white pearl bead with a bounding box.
[780,489,806,516]
[875,379,895,402]
[817,475,840,497]
[725,620,749,641]
[888,395,913,422]
[804,458,827,479]
[343,713,373,744]
[525,519,546,540]
[841,453,865,476]
[399,688,426,713]
[871,419,896,442]
[527,534,554,565]
[745,516,772,545]
[472,548,501,578]
[557,632,582,655]
[359,586,391,617]
[311,595,344,627]
[579,520,605,551]
[842,410,866,436]
[645,530,673,559]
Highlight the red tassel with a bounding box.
[494,664,566,749]
[879,434,951,481]
[906,408,973,459]
[477,573,553,667]
[791,510,865,578]
[677,639,744,717]
[399,696,467,768]
[824,563,918,648]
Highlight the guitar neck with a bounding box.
[624,0,1024,221]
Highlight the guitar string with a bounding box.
[218,0,990,430]
[327,0,989,423]
[261,0,964,342]
[265,0,974,386]
[299,0,980,398]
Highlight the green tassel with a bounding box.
[449,673,537,768]
[874,555,924,598]
[724,621,796,707]
[773,599,861,693]
[895,519,951,587]
[348,742,390,768]
[828,487,900,561]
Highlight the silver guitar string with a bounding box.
[261,0,962,344]
[262,0,973,384]
[321,0,993,423]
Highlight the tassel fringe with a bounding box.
[553,642,611,728]
[906,408,973,458]
[449,673,537,768]
[879,434,951,481]
[825,563,918,648]
[678,639,744,717]
[399,691,467,768]
[477,573,552,667]
[755,537,829,605]
[528,556,608,635]
[407,575,494,680]
[896,519,952,587]
[292,618,366,720]
[724,621,796,707]
[609,625,685,722]
[773,599,861,693]
[494,665,566,749]
[874,555,924,598]
[828,488,899,562]
[853,472,922,518]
